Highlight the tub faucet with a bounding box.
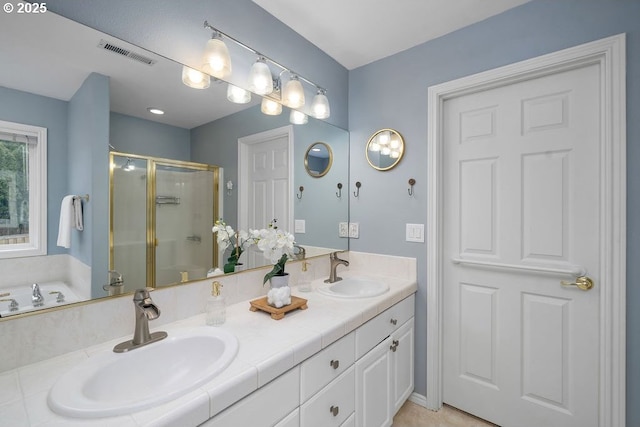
[325,252,349,284]
[32,283,44,307]
[113,289,167,353]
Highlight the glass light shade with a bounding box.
[389,136,400,149]
[378,131,391,146]
[181,66,210,89]
[289,110,308,125]
[248,58,273,95]
[390,150,400,159]
[261,98,282,115]
[202,36,231,79]
[369,142,381,152]
[227,84,251,104]
[381,146,392,156]
[283,76,305,108]
[311,90,330,119]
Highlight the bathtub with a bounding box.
[0,282,82,317]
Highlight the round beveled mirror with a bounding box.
[305,142,333,177]
[365,128,405,171]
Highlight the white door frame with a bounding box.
[238,125,295,233]
[426,34,626,426]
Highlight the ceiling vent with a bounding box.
[97,39,156,66]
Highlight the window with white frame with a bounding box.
[0,120,47,258]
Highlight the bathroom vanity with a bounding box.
[1,253,417,427]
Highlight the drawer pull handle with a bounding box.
[330,359,340,369]
[330,405,339,416]
[390,318,398,325]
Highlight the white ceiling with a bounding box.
[253,0,532,70]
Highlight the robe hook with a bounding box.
[353,181,361,197]
[336,182,343,198]
[297,186,304,199]
[408,178,416,196]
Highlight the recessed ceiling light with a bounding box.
[147,107,165,115]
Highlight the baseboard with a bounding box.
[408,392,428,408]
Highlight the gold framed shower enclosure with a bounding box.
[109,152,219,290]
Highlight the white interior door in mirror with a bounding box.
[239,126,294,270]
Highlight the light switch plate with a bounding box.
[349,222,359,238]
[295,219,306,233]
[339,222,349,238]
[406,223,424,243]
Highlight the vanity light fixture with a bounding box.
[226,84,251,104]
[201,20,330,118]
[290,110,308,125]
[248,57,274,95]
[202,31,231,79]
[147,107,165,115]
[282,75,305,108]
[181,65,210,89]
[311,88,330,119]
[261,98,282,115]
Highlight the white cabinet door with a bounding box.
[355,336,393,427]
[391,318,414,413]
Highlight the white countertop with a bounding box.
[0,273,417,427]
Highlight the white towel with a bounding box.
[57,195,84,248]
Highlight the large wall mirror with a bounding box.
[0,10,349,316]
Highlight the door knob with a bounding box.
[560,276,594,291]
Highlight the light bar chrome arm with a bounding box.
[451,258,586,276]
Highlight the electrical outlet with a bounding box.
[349,222,359,238]
[339,222,349,237]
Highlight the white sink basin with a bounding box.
[48,326,238,418]
[317,276,389,298]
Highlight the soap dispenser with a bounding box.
[298,261,312,292]
[206,281,226,326]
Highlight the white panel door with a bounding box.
[239,128,292,269]
[443,63,601,427]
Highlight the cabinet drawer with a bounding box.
[275,408,300,427]
[203,367,300,427]
[341,413,355,427]
[300,331,355,403]
[356,295,414,359]
[300,366,355,427]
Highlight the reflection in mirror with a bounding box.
[305,142,333,178]
[109,153,219,293]
[0,9,349,317]
[366,128,405,171]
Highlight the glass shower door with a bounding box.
[154,162,216,287]
[110,154,149,293]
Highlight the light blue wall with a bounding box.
[44,0,349,130]
[68,73,110,297]
[110,112,190,161]
[348,0,640,422]
[0,87,68,256]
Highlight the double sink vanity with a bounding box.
[1,252,417,427]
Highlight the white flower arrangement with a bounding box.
[250,220,295,284]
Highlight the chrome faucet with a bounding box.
[325,252,349,284]
[31,283,44,307]
[293,244,306,260]
[113,289,168,353]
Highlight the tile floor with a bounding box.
[392,400,499,427]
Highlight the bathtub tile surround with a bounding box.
[0,251,416,426]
